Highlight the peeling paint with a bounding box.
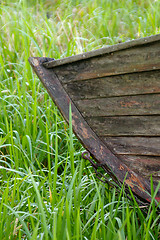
[125,173,145,192]
[120,100,140,108]
[81,123,89,139]
[119,164,124,170]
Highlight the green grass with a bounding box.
[0,0,160,239]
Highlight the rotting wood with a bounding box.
[62,70,160,100]
[74,94,160,117]
[29,56,157,203]
[85,116,160,136]
[51,40,160,83]
[102,137,160,156]
[118,155,160,182]
[29,33,160,204]
[43,34,160,68]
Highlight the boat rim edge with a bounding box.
[43,34,160,68]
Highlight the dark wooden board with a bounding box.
[44,34,160,68]
[86,116,160,136]
[102,137,160,156]
[63,70,160,100]
[52,40,160,83]
[118,155,160,182]
[75,94,160,117]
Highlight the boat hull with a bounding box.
[29,34,160,203]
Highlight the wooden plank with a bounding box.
[118,155,160,182]
[44,34,160,68]
[53,40,160,83]
[85,116,160,136]
[102,137,160,156]
[63,70,160,100]
[75,94,160,117]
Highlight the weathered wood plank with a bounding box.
[75,94,160,117]
[118,155,160,182]
[53,40,160,83]
[102,137,160,156]
[44,34,160,68]
[85,116,160,136]
[63,71,160,100]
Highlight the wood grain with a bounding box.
[85,116,160,136]
[118,155,160,182]
[44,34,160,68]
[53,40,160,83]
[102,137,160,156]
[63,70,160,100]
[75,94,160,117]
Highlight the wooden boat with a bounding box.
[29,34,160,204]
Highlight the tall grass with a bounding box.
[0,0,160,239]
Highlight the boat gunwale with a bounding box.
[43,34,160,68]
